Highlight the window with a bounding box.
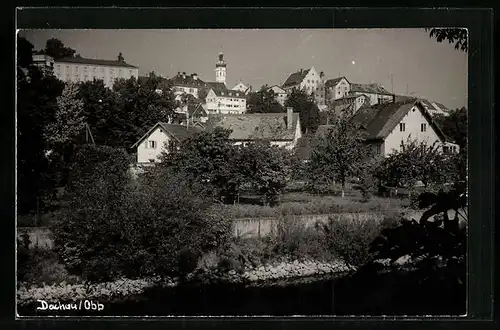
[101,67,105,72]
[421,123,427,132]
[399,123,406,132]
[75,66,79,72]
[147,140,157,149]
[84,66,88,71]
[66,65,70,69]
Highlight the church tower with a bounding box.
[215,52,227,85]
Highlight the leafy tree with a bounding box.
[425,28,468,52]
[375,139,453,191]
[17,64,65,215]
[246,88,284,114]
[159,127,239,203]
[237,141,296,205]
[44,83,86,146]
[308,109,372,198]
[284,89,320,133]
[43,38,76,60]
[433,107,467,150]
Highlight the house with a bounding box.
[265,85,288,106]
[349,83,393,106]
[53,55,139,89]
[351,98,459,157]
[206,107,302,150]
[282,67,326,106]
[330,94,371,114]
[325,76,351,102]
[205,82,247,114]
[131,122,203,164]
[232,81,252,95]
[32,51,55,75]
[169,72,207,99]
[395,95,451,117]
[173,103,209,125]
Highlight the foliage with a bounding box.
[17,60,65,214]
[375,139,454,190]
[44,83,86,146]
[160,127,239,202]
[425,28,468,52]
[318,216,383,267]
[246,87,284,114]
[433,107,467,150]
[284,89,320,133]
[237,141,296,205]
[43,38,76,60]
[308,109,373,197]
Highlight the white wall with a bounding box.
[351,91,392,106]
[205,89,246,114]
[54,62,139,89]
[136,126,172,163]
[383,105,442,156]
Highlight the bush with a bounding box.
[52,146,233,282]
[318,216,383,267]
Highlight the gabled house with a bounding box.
[232,81,252,95]
[330,94,370,114]
[395,95,451,117]
[351,98,459,157]
[349,83,393,106]
[325,76,351,102]
[205,82,247,114]
[131,122,203,164]
[265,85,288,106]
[170,72,207,99]
[173,103,209,125]
[205,107,302,150]
[282,67,326,106]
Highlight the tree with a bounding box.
[237,141,296,205]
[43,38,76,60]
[159,127,239,203]
[284,88,320,133]
[44,83,86,146]
[17,64,65,215]
[308,109,372,198]
[117,52,124,62]
[433,107,467,150]
[425,28,468,52]
[246,88,284,114]
[375,139,453,192]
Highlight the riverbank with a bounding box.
[17,258,354,309]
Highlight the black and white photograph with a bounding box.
[16,27,469,317]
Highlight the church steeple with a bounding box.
[215,52,227,85]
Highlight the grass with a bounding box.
[221,192,407,219]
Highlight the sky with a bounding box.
[20,29,468,109]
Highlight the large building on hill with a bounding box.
[282,67,326,106]
[53,55,139,88]
[170,72,207,100]
[325,76,351,102]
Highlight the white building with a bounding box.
[349,83,393,106]
[53,55,139,89]
[282,67,326,106]
[205,84,247,114]
[325,76,351,103]
[170,72,206,100]
[131,122,203,164]
[265,85,288,106]
[351,98,459,157]
[232,81,251,95]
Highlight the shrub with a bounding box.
[52,146,233,282]
[318,215,383,267]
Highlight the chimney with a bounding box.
[320,71,325,78]
[182,72,186,79]
[392,94,396,103]
[287,107,293,130]
[300,69,303,74]
[192,73,198,80]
